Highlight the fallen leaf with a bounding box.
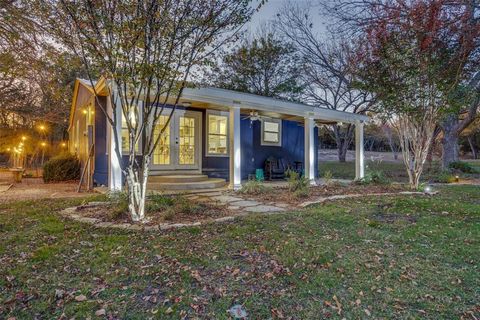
[95,309,106,316]
[75,294,87,302]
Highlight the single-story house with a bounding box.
[68,77,368,191]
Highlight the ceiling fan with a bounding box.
[242,110,269,126]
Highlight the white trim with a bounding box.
[229,106,242,190]
[260,118,282,147]
[355,120,365,180]
[205,110,229,157]
[108,92,123,191]
[304,117,317,185]
[181,87,369,124]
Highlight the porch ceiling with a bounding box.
[179,87,369,124]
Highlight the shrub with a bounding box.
[42,153,80,182]
[357,169,390,185]
[448,161,478,174]
[435,171,457,183]
[106,191,129,219]
[239,179,271,194]
[286,170,310,198]
[146,194,174,212]
[323,170,333,185]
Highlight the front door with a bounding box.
[152,110,202,171]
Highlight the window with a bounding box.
[206,111,228,156]
[261,119,282,146]
[121,107,141,153]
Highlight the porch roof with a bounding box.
[181,87,369,124]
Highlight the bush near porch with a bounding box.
[1,185,479,319]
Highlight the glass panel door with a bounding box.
[153,115,172,166]
[151,110,201,171]
[178,116,196,165]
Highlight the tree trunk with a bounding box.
[338,142,348,162]
[441,115,460,169]
[467,136,477,159]
[125,156,151,222]
[333,124,354,163]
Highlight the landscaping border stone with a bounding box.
[59,190,435,232]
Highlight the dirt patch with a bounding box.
[238,183,410,206]
[75,196,232,226]
[0,181,93,203]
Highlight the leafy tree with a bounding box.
[38,0,254,221]
[353,0,479,189]
[276,3,374,162]
[208,27,303,100]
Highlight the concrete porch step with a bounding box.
[149,174,209,183]
[147,178,227,191]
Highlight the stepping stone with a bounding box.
[244,205,285,213]
[229,200,260,207]
[211,195,244,203]
[214,216,235,222]
[274,203,290,208]
[227,206,240,210]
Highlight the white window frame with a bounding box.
[205,110,229,157]
[121,105,143,155]
[261,118,282,147]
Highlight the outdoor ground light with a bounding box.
[21,136,27,141]
[455,175,460,182]
[424,185,433,194]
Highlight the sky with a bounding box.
[246,0,328,35]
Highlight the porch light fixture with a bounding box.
[41,142,47,147]
[21,136,27,141]
[181,101,192,107]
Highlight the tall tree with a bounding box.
[39,0,254,221]
[353,0,479,189]
[208,27,303,100]
[276,3,374,162]
[322,0,480,167]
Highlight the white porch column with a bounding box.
[108,92,123,191]
[355,120,365,180]
[304,117,316,185]
[229,106,242,190]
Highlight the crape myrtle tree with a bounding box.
[323,0,480,168]
[207,25,304,101]
[353,0,479,189]
[276,3,375,162]
[40,0,254,221]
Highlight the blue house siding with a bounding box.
[92,104,319,185]
[200,117,319,181]
[93,97,109,186]
[239,119,318,180]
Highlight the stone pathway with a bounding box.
[204,194,289,213]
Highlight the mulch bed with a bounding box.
[75,198,232,226]
[240,183,411,206]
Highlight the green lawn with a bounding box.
[319,160,479,182]
[1,186,479,319]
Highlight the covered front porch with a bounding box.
[106,87,368,191]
